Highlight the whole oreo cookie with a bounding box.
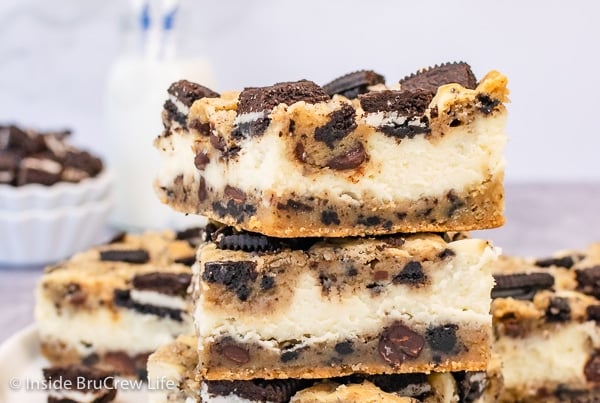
[206,379,307,403]
[323,70,385,99]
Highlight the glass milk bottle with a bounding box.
[105,0,215,230]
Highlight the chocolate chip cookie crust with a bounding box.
[155,64,508,237]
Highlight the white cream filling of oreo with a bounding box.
[21,157,62,174]
[130,289,187,310]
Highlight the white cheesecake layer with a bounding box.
[157,113,505,204]
[196,239,495,348]
[36,303,192,356]
[495,321,600,391]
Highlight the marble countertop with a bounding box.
[1,183,599,343]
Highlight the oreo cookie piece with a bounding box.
[534,255,581,269]
[237,80,329,114]
[43,364,117,403]
[202,260,258,301]
[492,272,555,300]
[167,80,219,107]
[323,70,385,99]
[217,233,282,252]
[205,379,307,403]
[576,266,600,298]
[99,249,150,264]
[314,104,357,148]
[399,62,477,92]
[0,151,20,184]
[454,371,488,403]
[368,373,431,398]
[63,150,103,177]
[132,272,191,296]
[17,155,62,186]
[113,289,185,321]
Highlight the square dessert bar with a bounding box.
[491,245,600,402]
[147,334,503,403]
[155,62,509,237]
[35,228,204,378]
[191,228,497,380]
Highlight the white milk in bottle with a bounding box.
[105,1,214,230]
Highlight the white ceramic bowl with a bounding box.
[0,196,112,266]
[0,169,113,211]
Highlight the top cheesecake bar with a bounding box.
[155,62,508,237]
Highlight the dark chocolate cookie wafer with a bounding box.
[492,272,555,300]
[205,379,307,403]
[400,62,477,92]
[99,249,150,264]
[323,70,385,99]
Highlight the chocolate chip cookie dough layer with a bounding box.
[491,248,600,402]
[155,63,508,237]
[35,229,204,378]
[147,335,503,403]
[192,231,496,380]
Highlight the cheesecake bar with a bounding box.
[192,228,496,380]
[43,364,117,403]
[147,335,503,403]
[155,62,508,237]
[492,247,600,402]
[35,228,204,378]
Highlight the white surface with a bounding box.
[0,195,112,265]
[0,0,599,183]
[0,169,113,210]
[0,325,147,403]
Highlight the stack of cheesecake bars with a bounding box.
[147,62,507,403]
[33,62,600,403]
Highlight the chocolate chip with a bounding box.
[203,260,258,301]
[237,80,329,114]
[576,266,600,298]
[81,353,99,366]
[446,190,466,217]
[210,133,226,151]
[454,371,488,403]
[218,233,281,252]
[167,80,219,107]
[587,305,600,322]
[438,248,455,259]
[189,119,211,136]
[314,104,357,148]
[378,323,424,366]
[334,341,354,355]
[476,94,500,115]
[374,271,389,281]
[65,283,86,305]
[326,142,366,170]
[321,210,340,226]
[280,350,299,363]
[393,261,426,285]
[132,272,191,296]
[546,297,571,322]
[260,276,275,290]
[99,249,150,264]
[221,344,250,364]
[107,232,126,244]
[534,256,578,269]
[584,354,600,382]
[323,70,385,99]
[492,273,555,300]
[224,185,247,203]
[346,266,358,276]
[194,150,210,170]
[276,199,313,212]
[399,62,477,92]
[501,318,527,338]
[358,215,381,227]
[293,142,307,163]
[426,324,458,353]
[198,176,207,201]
